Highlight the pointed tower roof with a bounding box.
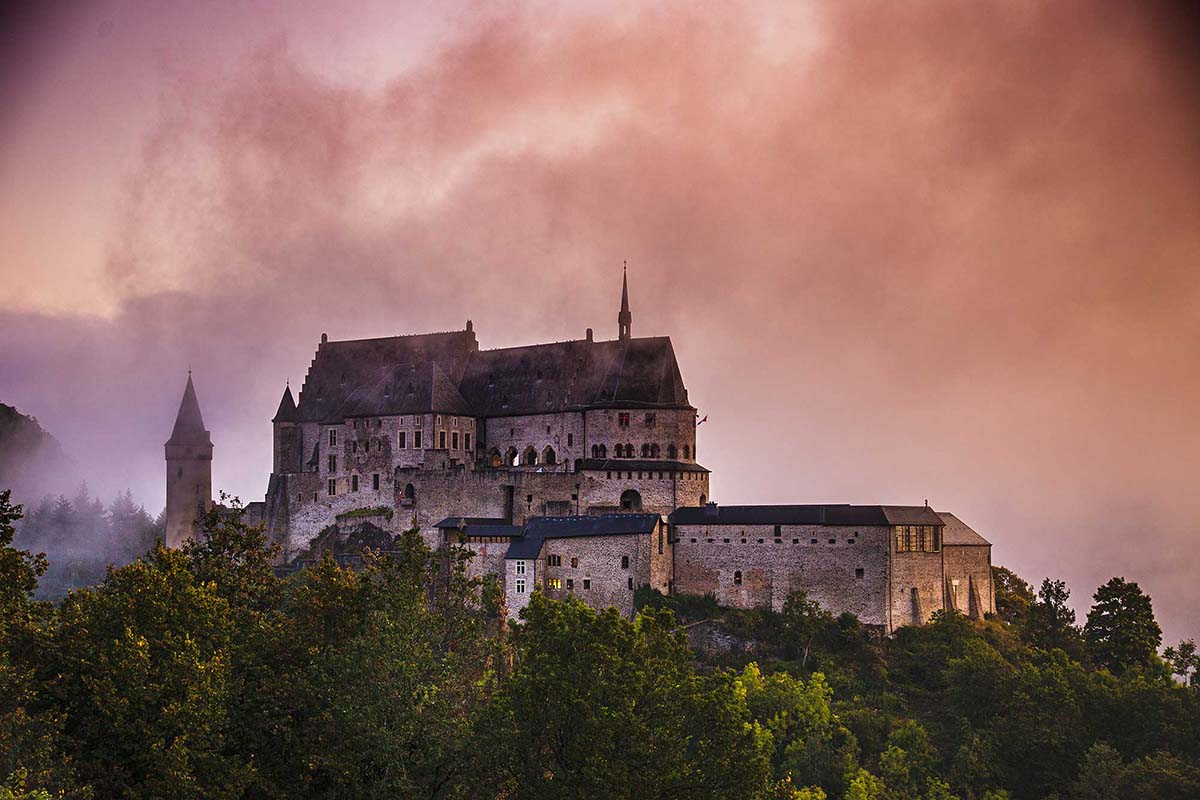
[618,262,632,340]
[166,373,212,446]
[272,383,298,423]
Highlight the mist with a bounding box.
[0,0,1197,641]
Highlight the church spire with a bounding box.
[618,261,632,341]
[272,383,298,423]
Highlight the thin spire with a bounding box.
[274,381,298,423]
[618,262,632,340]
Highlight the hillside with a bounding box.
[0,402,74,504]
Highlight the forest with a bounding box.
[1,487,1197,800]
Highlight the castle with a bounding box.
[166,271,994,630]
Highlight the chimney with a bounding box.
[704,501,718,519]
[320,332,328,344]
[586,327,593,342]
[466,319,473,333]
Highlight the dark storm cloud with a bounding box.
[0,1,1197,640]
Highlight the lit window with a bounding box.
[548,578,562,590]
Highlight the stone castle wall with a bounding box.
[942,544,995,618]
[672,523,890,626]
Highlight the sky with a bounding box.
[1,0,1198,642]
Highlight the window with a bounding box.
[645,413,656,427]
[618,412,630,427]
[515,560,527,575]
[452,431,459,449]
[543,446,556,465]
[856,568,865,579]
[297,492,303,502]
[828,538,836,544]
[774,525,782,536]
[792,539,799,544]
[515,578,526,594]
[352,441,358,453]
[583,579,590,590]
[351,474,359,492]
[313,492,318,502]
[599,444,607,458]
[620,489,642,511]
[328,455,337,473]
[668,444,677,459]
[658,528,664,554]
[398,431,406,449]
[404,483,416,502]
[436,415,442,425]
[547,555,561,567]
[650,443,660,458]
[641,444,650,457]
[734,570,743,585]
[464,432,471,451]
[895,525,939,552]
[683,444,690,459]
[548,578,562,590]
[810,538,818,544]
[414,430,422,448]
[621,555,629,569]
[566,579,574,591]
[372,473,380,491]
[592,445,599,458]
[627,577,633,590]
[327,478,336,496]
[567,433,574,446]
[523,447,538,466]
[439,431,447,449]
[329,429,337,446]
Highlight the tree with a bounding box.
[1162,640,1199,688]
[1023,579,1083,657]
[780,590,834,668]
[494,594,772,798]
[1084,578,1162,674]
[991,566,1034,625]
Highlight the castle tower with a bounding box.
[272,383,302,474]
[618,263,632,341]
[164,372,213,547]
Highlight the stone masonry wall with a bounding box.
[942,545,994,618]
[672,524,890,626]
[583,408,698,461]
[890,550,946,628]
[539,533,651,616]
[480,412,585,468]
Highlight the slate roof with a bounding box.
[577,458,709,474]
[434,516,514,529]
[937,512,991,546]
[166,374,211,446]
[505,513,662,560]
[272,385,298,423]
[668,504,945,527]
[294,327,691,423]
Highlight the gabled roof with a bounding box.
[166,374,211,446]
[294,326,692,423]
[668,504,945,527]
[505,513,662,560]
[937,511,991,546]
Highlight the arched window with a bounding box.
[625,443,634,458]
[542,446,556,465]
[620,489,642,511]
[667,443,677,459]
[488,448,502,468]
[641,443,650,458]
[523,446,538,466]
[614,442,622,458]
[650,443,660,458]
[683,444,691,459]
[404,483,416,501]
[591,445,599,458]
[734,570,743,585]
[699,494,707,506]
[505,447,519,467]
[599,443,607,459]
